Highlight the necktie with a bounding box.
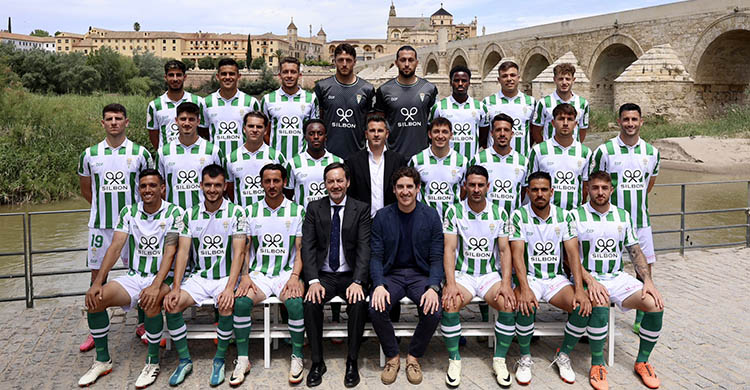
[329,205,343,271]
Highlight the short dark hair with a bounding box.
[217,58,239,70]
[465,165,489,182]
[139,168,163,184]
[498,61,519,73]
[201,163,226,181]
[450,65,471,80]
[527,171,552,186]
[391,166,420,187]
[324,162,350,181]
[243,111,269,127]
[164,59,186,74]
[280,56,300,70]
[334,43,356,59]
[492,113,514,128]
[396,45,417,60]
[304,118,326,134]
[366,115,390,131]
[588,170,612,185]
[176,101,200,117]
[618,103,642,117]
[552,103,577,119]
[102,103,127,119]
[260,163,287,181]
[429,117,452,132]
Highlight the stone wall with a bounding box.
[614,81,698,121]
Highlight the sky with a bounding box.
[4,0,683,40]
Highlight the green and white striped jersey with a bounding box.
[571,203,638,280]
[156,137,224,211]
[469,148,528,216]
[261,88,319,161]
[483,91,535,156]
[204,89,260,157]
[115,200,185,277]
[78,139,153,229]
[528,138,591,210]
[146,92,207,149]
[181,199,247,280]
[509,204,576,280]
[443,199,509,276]
[225,143,286,207]
[286,150,343,208]
[531,91,589,141]
[590,136,660,228]
[409,147,467,218]
[246,197,305,276]
[428,95,489,160]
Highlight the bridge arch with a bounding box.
[424,53,440,76]
[588,34,643,109]
[520,46,552,95]
[449,48,470,73]
[480,43,505,78]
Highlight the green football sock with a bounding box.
[637,311,663,362]
[234,297,254,357]
[587,306,609,366]
[494,311,516,358]
[285,297,305,358]
[144,313,163,363]
[479,303,490,322]
[88,311,110,362]
[441,312,462,360]
[166,312,191,360]
[635,310,645,326]
[137,307,145,325]
[560,306,588,356]
[214,315,233,361]
[515,308,535,356]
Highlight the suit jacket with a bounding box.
[345,149,407,208]
[369,202,444,288]
[301,196,371,284]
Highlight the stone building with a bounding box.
[0,32,55,52]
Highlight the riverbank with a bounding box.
[653,136,750,174]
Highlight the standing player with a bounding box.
[314,43,376,159]
[440,165,516,387]
[234,163,307,384]
[225,111,286,207]
[483,61,536,156]
[429,65,489,160]
[78,103,152,352]
[531,63,589,143]
[409,117,467,218]
[510,171,592,386]
[374,45,438,159]
[286,119,343,208]
[571,171,665,390]
[590,103,660,335]
[147,60,207,150]
[204,58,260,157]
[261,57,319,161]
[528,103,591,211]
[157,102,224,212]
[77,169,184,387]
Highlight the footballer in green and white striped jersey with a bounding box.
[571,202,638,279]
[246,197,305,277]
[181,199,246,280]
[509,203,576,279]
[225,143,286,207]
[591,136,660,229]
[528,138,591,210]
[483,91,535,156]
[469,148,528,216]
[78,138,153,229]
[409,147,467,218]
[261,87,319,160]
[115,200,186,277]
[146,92,206,149]
[532,91,589,141]
[156,137,224,211]
[444,199,508,276]
[286,150,343,208]
[429,95,489,160]
[204,90,260,156]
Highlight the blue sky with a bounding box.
[5,0,682,40]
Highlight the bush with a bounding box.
[250,57,265,70]
[237,59,246,69]
[197,56,214,70]
[181,58,195,70]
[239,66,279,97]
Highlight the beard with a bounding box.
[398,68,415,78]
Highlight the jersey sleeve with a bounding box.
[442,205,457,234]
[652,148,660,176]
[509,210,525,241]
[531,100,545,126]
[77,149,90,176]
[308,93,320,120]
[114,206,131,233]
[364,85,376,113]
[428,101,440,123]
[224,155,234,182]
[496,207,509,238]
[373,87,386,113]
[214,145,226,168]
[260,95,270,119]
[479,101,490,127]
[527,146,539,173]
[141,148,154,170]
[285,160,295,190]
[232,207,247,235]
[563,210,577,240]
[198,96,208,128]
[580,100,590,129]
[295,207,305,237]
[244,207,255,237]
[177,210,191,237]
[146,100,157,131]
[623,211,639,247]
[156,147,166,181]
[590,144,606,174]
[427,84,438,108]
[581,148,591,181]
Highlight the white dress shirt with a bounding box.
[368,143,386,218]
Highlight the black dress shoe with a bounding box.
[344,359,360,388]
[306,362,327,387]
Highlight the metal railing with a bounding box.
[0,179,749,307]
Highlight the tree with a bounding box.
[132,51,164,95]
[245,34,252,70]
[237,59,246,69]
[273,49,284,70]
[239,65,279,96]
[29,29,50,37]
[87,47,137,93]
[133,22,141,32]
[197,56,214,70]
[181,58,196,70]
[250,57,265,70]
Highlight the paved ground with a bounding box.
[0,247,748,390]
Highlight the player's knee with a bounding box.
[284,297,303,312]
[218,307,232,316]
[144,305,161,318]
[234,296,253,315]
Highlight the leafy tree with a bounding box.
[133,22,141,32]
[132,51,165,95]
[86,47,137,93]
[250,57,265,70]
[197,56,214,70]
[245,34,252,70]
[29,29,50,37]
[181,58,195,70]
[239,66,279,97]
[237,59,246,69]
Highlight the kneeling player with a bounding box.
[162,164,247,386]
[510,171,592,385]
[571,171,664,390]
[441,165,517,387]
[78,169,184,388]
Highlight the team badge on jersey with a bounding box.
[356,94,362,104]
[419,93,425,102]
[554,226,561,237]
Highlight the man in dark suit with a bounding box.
[369,166,444,386]
[345,116,407,218]
[302,162,371,388]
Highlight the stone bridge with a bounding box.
[355,0,750,120]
